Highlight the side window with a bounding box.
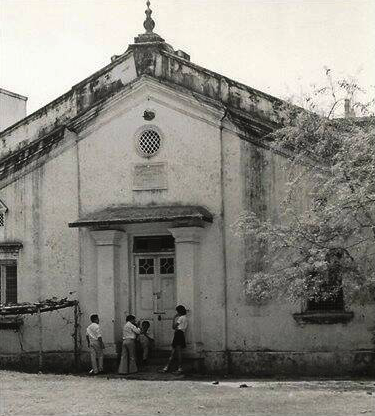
[307,281,344,311]
[306,250,345,312]
[0,262,17,305]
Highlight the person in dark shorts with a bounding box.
[162,305,188,374]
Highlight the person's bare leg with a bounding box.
[176,346,183,372]
[163,348,176,371]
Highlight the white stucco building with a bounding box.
[0,88,27,133]
[0,4,373,375]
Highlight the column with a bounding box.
[168,227,204,356]
[90,229,125,355]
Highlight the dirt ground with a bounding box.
[0,371,374,416]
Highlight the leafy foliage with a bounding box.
[234,71,375,305]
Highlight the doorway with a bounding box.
[133,235,176,350]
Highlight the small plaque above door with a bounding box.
[132,162,168,191]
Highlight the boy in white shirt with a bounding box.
[86,314,105,375]
[118,314,141,374]
[162,305,188,374]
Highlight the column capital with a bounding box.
[90,229,125,246]
[168,227,204,244]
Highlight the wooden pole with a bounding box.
[73,301,79,371]
[37,306,43,372]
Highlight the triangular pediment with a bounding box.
[0,72,279,190]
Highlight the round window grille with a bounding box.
[138,130,161,157]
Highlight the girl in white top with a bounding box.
[118,315,141,374]
[162,305,188,374]
[175,314,188,332]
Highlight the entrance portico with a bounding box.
[90,229,125,354]
[69,205,213,356]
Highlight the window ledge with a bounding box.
[293,311,354,325]
[0,241,23,254]
[0,316,23,330]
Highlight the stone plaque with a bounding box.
[132,162,168,191]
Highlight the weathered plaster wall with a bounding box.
[0,309,75,356]
[0,53,137,157]
[0,81,228,362]
[1,72,372,374]
[222,137,374,357]
[138,48,282,126]
[0,89,27,132]
[0,43,282,161]
[75,86,227,353]
[77,94,221,213]
[0,143,80,354]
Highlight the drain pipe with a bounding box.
[219,107,230,373]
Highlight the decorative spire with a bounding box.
[143,1,155,34]
[129,0,175,52]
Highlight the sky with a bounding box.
[1,0,374,115]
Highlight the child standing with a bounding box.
[162,305,188,374]
[138,320,154,364]
[118,315,141,374]
[86,314,105,375]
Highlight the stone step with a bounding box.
[137,364,166,373]
[106,371,185,381]
[141,357,204,373]
[146,357,169,365]
[103,351,204,374]
[151,350,171,358]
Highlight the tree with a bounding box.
[234,70,375,307]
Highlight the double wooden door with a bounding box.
[135,254,176,349]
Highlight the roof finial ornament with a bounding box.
[130,0,174,50]
[144,0,155,34]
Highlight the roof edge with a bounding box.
[69,205,213,228]
[160,49,284,106]
[0,50,134,139]
[0,88,28,101]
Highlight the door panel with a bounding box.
[160,277,175,310]
[135,254,176,349]
[140,278,154,310]
[136,257,156,339]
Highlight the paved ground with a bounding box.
[0,371,374,416]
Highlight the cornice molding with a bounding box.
[0,128,77,189]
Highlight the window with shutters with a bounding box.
[0,261,17,305]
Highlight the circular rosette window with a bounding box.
[137,129,161,158]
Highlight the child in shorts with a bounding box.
[162,305,188,374]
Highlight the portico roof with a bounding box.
[68,205,213,228]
